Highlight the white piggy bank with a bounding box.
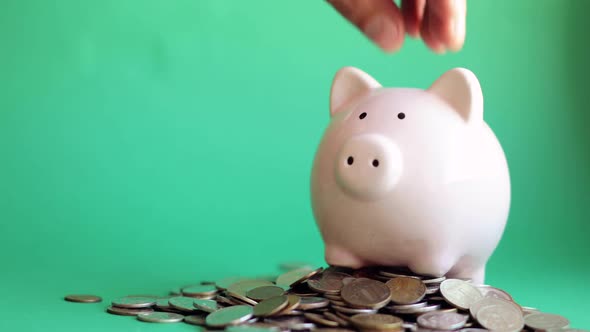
[310,67,510,284]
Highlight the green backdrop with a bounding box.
[1,1,588,331]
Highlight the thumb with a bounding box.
[327,0,406,53]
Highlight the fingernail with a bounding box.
[363,15,399,52]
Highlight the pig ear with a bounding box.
[427,68,483,123]
[330,67,381,117]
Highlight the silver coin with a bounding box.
[440,279,483,310]
[417,311,468,330]
[193,298,219,313]
[388,302,428,310]
[106,305,154,316]
[425,286,440,295]
[476,304,524,331]
[457,329,488,332]
[476,286,513,302]
[403,322,418,332]
[111,296,156,308]
[331,305,377,315]
[422,276,446,284]
[525,312,570,330]
[206,305,254,327]
[394,303,441,315]
[137,312,184,323]
[169,296,198,312]
[469,297,520,319]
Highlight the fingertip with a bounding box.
[363,14,405,53]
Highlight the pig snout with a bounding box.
[335,133,403,200]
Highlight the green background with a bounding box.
[1,0,589,330]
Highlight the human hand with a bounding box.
[327,0,466,54]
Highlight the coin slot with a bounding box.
[359,112,367,119]
[397,112,405,119]
[347,156,354,165]
[372,159,379,167]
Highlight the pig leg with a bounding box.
[325,244,365,269]
[447,257,486,284]
[408,253,456,279]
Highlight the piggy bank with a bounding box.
[310,67,510,284]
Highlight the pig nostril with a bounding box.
[347,156,354,165]
[372,159,379,167]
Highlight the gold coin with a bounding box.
[386,277,426,305]
[253,295,289,317]
[304,313,339,327]
[247,286,285,301]
[279,294,301,314]
[350,313,403,331]
[64,295,102,303]
[341,278,391,309]
[276,267,323,288]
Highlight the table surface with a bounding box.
[3,266,589,331]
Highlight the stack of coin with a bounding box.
[66,264,585,331]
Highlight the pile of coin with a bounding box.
[65,264,585,331]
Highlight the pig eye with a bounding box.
[397,112,405,119]
[359,112,367,119]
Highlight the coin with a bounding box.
[254,295,289,317]
[264,315,315,330]
[439,279,482,310]
[247,286,286,301]
[155,298,174,311]
[476,303,524,331]
[137,312,185,323]
[307,272,351,294]
[476,286,513,302]
[226,325,281,332]
[228,280,275,298]
[379,267,424,279]
[298,296,330,310]
[279,294,301,314]
[112,296,156,308]
[417,311,468,330]
[106,305,154,316]
[388,302,428,310]
[304,313,339,327]
[184,314,207,325]
[229,292,259,306]
[386,277,427,305]
[422,276,446,284]
[169,296,198,312]
[332,305,377,315]
[324,312,350,327]
[64,295,102,303]
[341,278,391,309]
[279,262,315,272]
[524,312,570,330]
[206,305,254,327]
[350,313,403,331]
[469,297,520,319]
[393,303,441,315]
[193,298,219,313]
[276,267,323,288]
[216,277,251,290]
[182,284,218,297]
